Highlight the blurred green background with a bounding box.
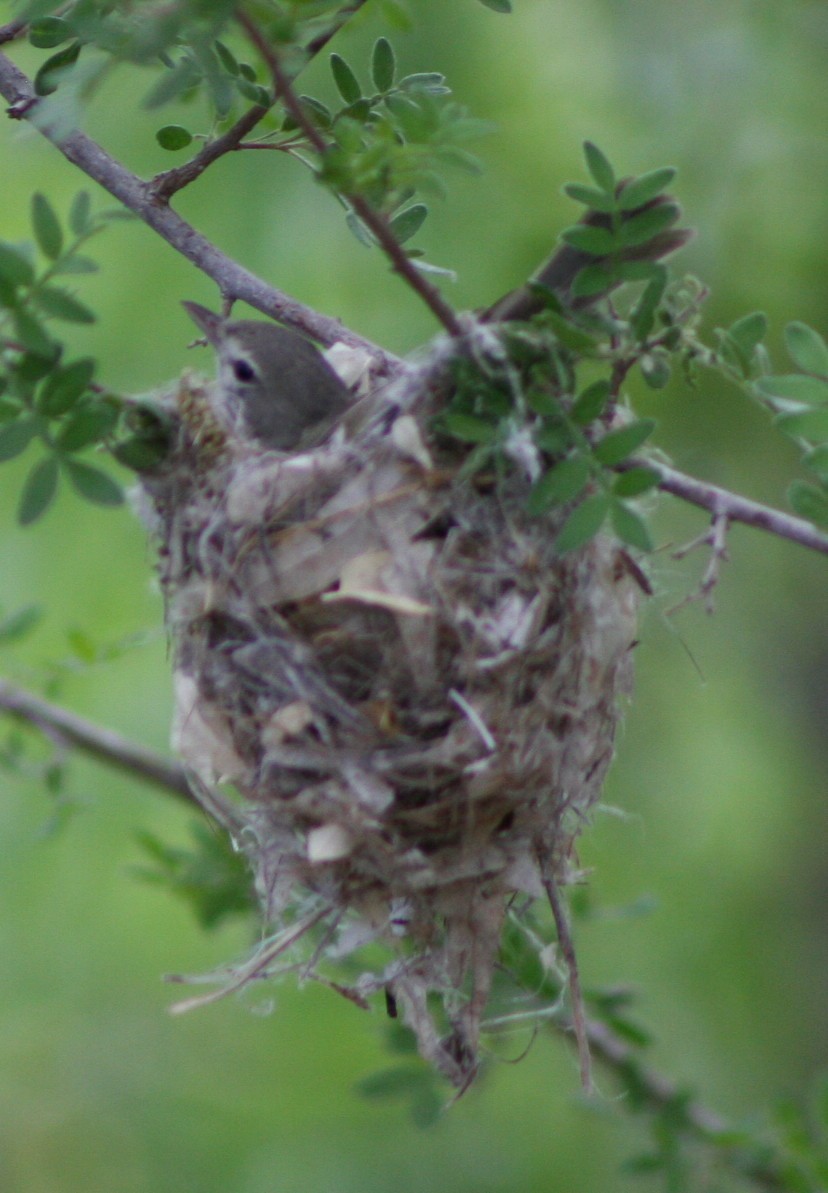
[1,1,826,1190]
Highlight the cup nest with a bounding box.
[139,334,641,1087]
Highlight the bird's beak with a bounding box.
[182,301,223,346]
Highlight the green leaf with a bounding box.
[372,37,395,91]
[785,321,828,377]
[803,445,828,482]
[787,480,828,528]
[0,418,38,463]
[345,210,375,247]
[330,53,362,104]
[560,223,617,256]
[571,379,611,425]
[214,39,239,77]
[13,310,55,357]
[756,374,828,404]
[542,311,599,353]
[0,242,35,287]
[527,455,591,514]
[143,58,200,110]
[37,358,95,416]
[55,403,117,451]
[617,167,676,211]
[62,458,123,506]
[613,466,660,497]
[0,604,43,644]
[31,193,63,260]
[28,17,71,48]
[18,456,59,524]
[570,263,613,299]
[640,354,671,389]
[52,254,99,275]
[69,191,92,236]
[283,95,333,131]
[562,183,618,213]
[33,40,81,96]
[593,419,656,466]
[556,493,610,552]
[440,412,497,444]
[727,311,767,362]
[478,0,513,10]
[389,203,428,245]
[398,72,450,96]
[565,182,615,213]
[611,499,654,551]
[236,77,271,107]
[155,124,194,151]
[33,287,95,324]
[582,141,615,194]
[774,408,828,441]
[631,266,667,340]
[617,202,679,248]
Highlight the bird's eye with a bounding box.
[231,358,256,383]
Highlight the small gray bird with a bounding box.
[183,301,351,452]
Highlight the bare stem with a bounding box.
[540,863,592,1092]
[237,11,464,337]
[0,16,27,45]
[621,457,828,556]
[0,678,195,804]
[150,104,270,201]
[576,1015,789,1191]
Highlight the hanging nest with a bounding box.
[138,326,643,1088]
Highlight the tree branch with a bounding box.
[623,458,828,556]
[237,11,465,337]
[149,0,371,201]
[576,1015,789,1192]
[0,16,27,45]
[149,103,271,201]
[0,49,392,360]
[0,678,195,805]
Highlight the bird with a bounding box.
[182,189,690,451]
[182,301,351,452]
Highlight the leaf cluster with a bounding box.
[0,191,139,523]
[315,39,488,256]
[434,145,697,553]
[715,313,828,529]
[133,821,257,930]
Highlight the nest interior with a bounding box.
[140,343,641,1087]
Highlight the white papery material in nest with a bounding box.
[141,336,641,1088]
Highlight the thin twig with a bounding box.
[150,0,369,200]
[576,1015,789,1192]
[619,457,828,556]
[0,678,195,804]
[237,11,464,336]
[669,506,731,614]
[540,863,592,1092]
[150,103,270,200]
[0,49,392,359]
[0,17,27,45]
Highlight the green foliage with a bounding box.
[133,822,257,930]
[21,4,485,263]
[713,311,828,529]
[0,192,137,522]
[435,143,828,552]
